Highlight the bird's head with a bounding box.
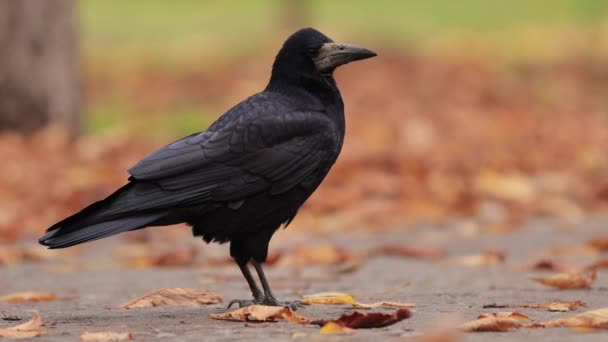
[270,28,376,82]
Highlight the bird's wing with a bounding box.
[128,109,336,206]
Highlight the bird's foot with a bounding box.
[227,298,262,309]
[262,297,305,311]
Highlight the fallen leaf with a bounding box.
[0,291,56,303]
[523,300,587,312]
[209,305,310,324]
[585,258,608,270]
[119,288,223,308]
[312,308,411,329]
[301,292,356,305]
[371,244,445,259]
[586,236,608,251]
[81,331,133,341]
[0,313,44,338]
[526,258,578,272]
[152,246,198,267]
[551,245,599,257]
[478,312,532,321]
[531,270,597,289]
[542,307,608,329]
[320,321,357,334]
[448,249,505,267]
[353,301,416,309]
[460,316,524,332]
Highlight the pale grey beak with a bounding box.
[313,42,377,73]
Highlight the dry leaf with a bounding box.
[320,321,357,334]
[0,313,44,339]
[448,249,505,267]
[0,291,56,303]
[542,308,608,329]
[585,258,608,270]
[119,288,223,308]
[551,245,599,257]
[586,236,608,251]
[301,292,356,305]
[353,301,416,309]
[372,244,445,259]
[478,312,532,321]
[460,315,523,332]
[81,331,133,341]
[209,305,310,324]
[312,308,411,329]
[531,270,597,289]
[527,258,578,272]
[523,300,586,312]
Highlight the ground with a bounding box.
[2,217,607,341]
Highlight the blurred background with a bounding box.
[1,0,608,258]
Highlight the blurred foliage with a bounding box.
[1,1,608,244]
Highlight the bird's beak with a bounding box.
[313,42,377,73]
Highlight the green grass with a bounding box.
[80,0,608,134]
[81,0,608,63]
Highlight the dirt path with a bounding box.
[2,217,608,341]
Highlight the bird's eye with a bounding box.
[306,48,318,57]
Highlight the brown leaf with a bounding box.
[461,315,525,332]
[278,243,352,266]
[312,308,411,329]
[81,331,133,341]
[0,313,44,339]
[531,270,597,289]
[319,321,357,334]
[527,258,578,272]
[353,301,416,309]
[542,308,608,329]
[586,236,608,251]
[372,244,445,259]
[119,288,223,308]
[0,291,56,303]
[209,305,310,324]
[301,292,356,305]
[585,258,608,270]
[523,300,587,312]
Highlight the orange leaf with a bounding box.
[119,288,223,308]
[542,308,608,329]
[0,291,56,303]
[209,305,310,324]
[531,270,597,289]
[0,313,44,338]
[478,312,532,321]
[461,316,524,332]
[353,301,416,309]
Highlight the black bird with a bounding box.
[39,28,376,309]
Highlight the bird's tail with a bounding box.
[39,183,167,249]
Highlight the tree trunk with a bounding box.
[0,0,81,135]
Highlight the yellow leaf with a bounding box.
[353,301,416,309]
[301,292,356,305]
[119,288,222,308]
[209,305,310,324]
[80,331,133,341]
[531,270,597,289]
[0,291,56,303]
[0,313,45,339]
[320,322,356,335]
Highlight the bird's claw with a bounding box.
[227,299,260,309]
[263,298,305,311]
[227,298,304,311]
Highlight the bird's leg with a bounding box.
[252,260,303,310]
[227,260,264,309]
